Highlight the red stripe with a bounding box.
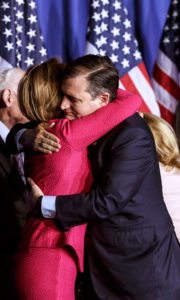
[158,102,175,126]
[153,64,180,100]
[120,72,151,113]
[138,62,152,85]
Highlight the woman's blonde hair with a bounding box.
[143,112,180,170]
[18,58,64,122]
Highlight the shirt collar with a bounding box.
[0,121,10,142]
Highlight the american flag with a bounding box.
[152,0,180,125]
[85,0,160,115]
[0,0,48,70]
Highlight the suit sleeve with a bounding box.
[54,90,142,150]
[54,125,157,230]
[6,122,38,154]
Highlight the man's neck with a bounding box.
[0,112,15,129]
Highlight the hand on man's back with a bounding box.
[20,123,61,154]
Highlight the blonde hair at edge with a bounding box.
[18,58,64,122]
[143,112,180,171]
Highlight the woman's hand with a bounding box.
[20,123,61,154]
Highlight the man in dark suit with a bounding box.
[0,68,27,299]
[7,55,180,299]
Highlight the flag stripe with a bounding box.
[153,63,180,100]
[156,50,179,86]
[0,57,12,68]
[158,102,175,125]
[138,61,151,83]
[129,64,160,115]
[118,81,126,90]
[120,69,151,113]
[152,1,180,126]
[85,41,99,55]
[152,79,178,113]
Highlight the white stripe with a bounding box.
[129,66,160,116]
[0,56,12,68]
[152,78,178,113]
[85,41,99,55]
[118,81,126,90]
[156,50,180,86]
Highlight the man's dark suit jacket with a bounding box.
[53,114,180,300]
[0,137,26,299]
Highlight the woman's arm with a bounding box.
[6,89,141,154]
[55,89,142,150]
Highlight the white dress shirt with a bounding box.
[0,121,9,142]
[41,196,56,218]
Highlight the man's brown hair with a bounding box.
[63,55,119,101]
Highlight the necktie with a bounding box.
[13,153,26,183]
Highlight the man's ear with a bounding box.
[98,92,110,106]
[1,89,12,108]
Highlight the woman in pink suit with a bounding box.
[14,58,141,299]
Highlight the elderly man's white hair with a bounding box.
[0,68,25,92]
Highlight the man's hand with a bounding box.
[20,123,61,154]
[27,178,44,209]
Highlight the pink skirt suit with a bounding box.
[14,90,141,299]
